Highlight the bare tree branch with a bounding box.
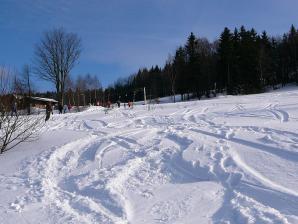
[0,66,44,154]
[34,28,81,104]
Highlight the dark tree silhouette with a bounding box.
[34,28,81,104]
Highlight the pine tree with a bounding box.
[289,25,298,83]
[237,26,261,93]
[185,32,200,98]
[218,27,233,93]
[257,31,273,87]
[173,46,187,100]
[230,28,241,94]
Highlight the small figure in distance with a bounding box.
[128,101,133,108]
[58,103,63,114]
[11,101,17,116]
[68,104,72,112]
[45,103,52,122]
[63,104,68,113]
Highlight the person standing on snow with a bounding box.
[63,104,68,113]
[52,104,55,115]
[11,101,17,116]
[45,103,52,122]
[58,103,63,114]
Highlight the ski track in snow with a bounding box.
[1,88,298,223]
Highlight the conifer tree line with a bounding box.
[106,25,298,102]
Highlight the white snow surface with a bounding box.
[1,86,298,224]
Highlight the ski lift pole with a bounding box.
[143,87,147,105]
[133,90,135,103]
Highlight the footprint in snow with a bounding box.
[217,139,225,144]
[141,190,154,198]
[225,131,235,139]
[194,146,203,151]
[228,172,243,187]
[212,152,223,160]
[223,157,235,168]
[192,160,200,168]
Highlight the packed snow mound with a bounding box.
[1,87,298,223]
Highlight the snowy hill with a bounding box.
[1,86,298,223]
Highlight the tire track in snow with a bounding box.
[18,127,148,223]
[43,135,128,224]
[266,103,289,123]
[229,104,245,112]
[38,126,160,224]
[231,147,298,197]
[191,127,298,196]
[135,105,296,222]
[186,126,292,223]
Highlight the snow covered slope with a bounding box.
[1,86,298,224]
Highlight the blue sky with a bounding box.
[1,0,298,91]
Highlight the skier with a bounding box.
[45,103,52,122]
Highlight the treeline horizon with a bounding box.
[101,24,298,103]
[34,24,298,104]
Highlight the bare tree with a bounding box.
[21,64,35,114]
[75,74,87,92]
[22,64,32,97]
[0,66,43,154]
[90,75,102,104]
[83,74,102,104]
[12,76,23,95]
[0,66,12,95]
[0,66,12,129]
[34,28,81,104]
[65,75,74,91]
[91,75,102,90]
